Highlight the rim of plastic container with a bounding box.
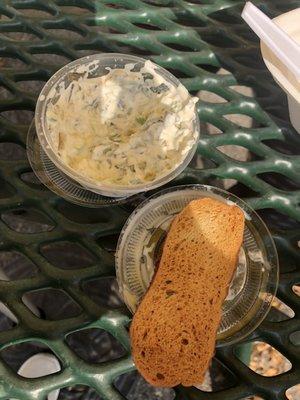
[115,184,279,346]
[35,53,200,196]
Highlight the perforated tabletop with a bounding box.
[0,1,299,400]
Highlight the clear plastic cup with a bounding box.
[115,185,279,346]
[35,54,200,197]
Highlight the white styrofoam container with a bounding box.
[260,8,300,133]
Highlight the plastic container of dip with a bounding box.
[260,8,300,133]
[35,54,200,198]
[116,185,279,346]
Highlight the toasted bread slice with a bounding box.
[130,197,245,387]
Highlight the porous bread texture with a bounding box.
[130,197,245,387]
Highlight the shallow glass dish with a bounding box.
[115,185,279,346]
[35,53,200,198]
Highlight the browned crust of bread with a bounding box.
[130,197,245,387]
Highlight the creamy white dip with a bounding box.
[45,61,198,186]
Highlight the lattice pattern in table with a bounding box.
[0,1,299,399]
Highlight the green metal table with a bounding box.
[0,0,299,399]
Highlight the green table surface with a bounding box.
[0,1,299,399]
